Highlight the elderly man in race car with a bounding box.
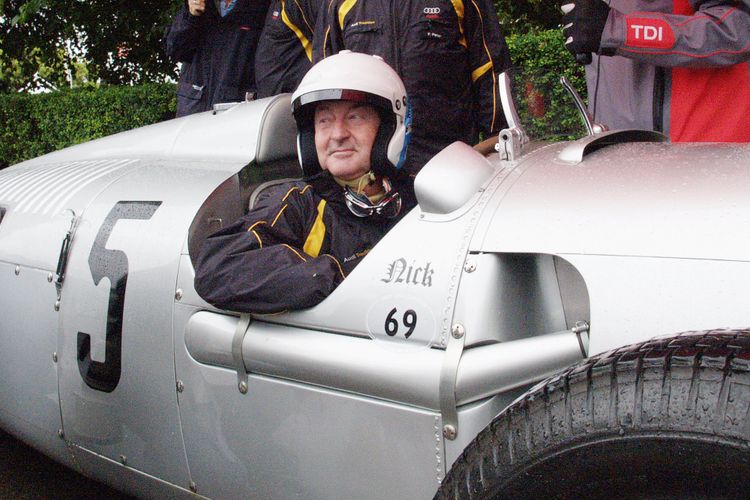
[194,51,412,314]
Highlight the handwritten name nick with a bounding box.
[381,258,434,287]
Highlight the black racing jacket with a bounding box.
[314,0,511,174]
[255,0,321,98]
[165,0,269,116]
[194,173,394,314]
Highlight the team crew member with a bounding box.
[165,0,270,117]
[314,0,511,174]
[255,0,322,98]
[562,0,750,142]
[194,52,410,313]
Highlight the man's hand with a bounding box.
[562,0,610,64]
[188,0,206,16]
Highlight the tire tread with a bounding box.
[436,329,750,499]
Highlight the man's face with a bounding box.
[314,100,381,180]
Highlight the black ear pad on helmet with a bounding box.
[293,106,323,178]
[297,125,322,178]
[370,109,397,178]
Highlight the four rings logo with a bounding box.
[423,7,440,14]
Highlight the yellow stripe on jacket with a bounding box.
[338,0,358,30]
[303,199,327,257]
[281,0,313,61]
[450,0,468,48]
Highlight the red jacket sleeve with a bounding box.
[601,0,750,67]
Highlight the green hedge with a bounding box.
[0,83,176,169]
[0,29,585,170]
[506,29,588,140]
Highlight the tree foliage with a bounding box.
[0,0,564,93]
[0,0,181,92]
[0,82,176,168]
[494,0,562,35]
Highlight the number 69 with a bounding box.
[384,308,418,338]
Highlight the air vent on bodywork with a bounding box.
[557,129,667,164]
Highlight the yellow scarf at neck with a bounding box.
[334,171,386,204]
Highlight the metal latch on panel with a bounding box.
[232,313,253,394]
[572,320,590,357]
[439,323,467,440]
[55,209,79,298]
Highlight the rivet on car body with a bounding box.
[54,300,60,311]
[176,380,184,393]
[464,260,476,273]
[47,273,54,282]
[174,289,183,301]
[190,481,198,493]
[238,381,248,394]
[120,455,127,466]
[14,265,20,276]
[572,321,590,334]
[451,324,465,339]
[58,429,64,439]
[52,352,58,363]
[443,425,457,440]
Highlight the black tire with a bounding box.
[438,329,750,499]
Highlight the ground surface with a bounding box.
[0,428,133,499]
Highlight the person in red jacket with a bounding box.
[562,0,750,142]
[165,0,269,116]
[194,52,410,313]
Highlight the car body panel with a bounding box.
[475,141,750,261]
[562,254,750,353]
[2,85,748,498]
[56,163,228,486]
[0,262,71,466]
[0,96,290,489]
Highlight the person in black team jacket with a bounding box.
[314,0,511,175]
[254,0,321,98]
[165,0,269,117]
[194,52,411,313]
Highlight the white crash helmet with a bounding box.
[291,51,411,179]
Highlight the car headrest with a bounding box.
[255,94,299,165]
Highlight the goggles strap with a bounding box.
[342,176,402,219]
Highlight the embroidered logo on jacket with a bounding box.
[350,20,377,28]
[625,17,675,49]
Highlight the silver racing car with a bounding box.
[1,74,750,499]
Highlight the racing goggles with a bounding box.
[344,177,402,219]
